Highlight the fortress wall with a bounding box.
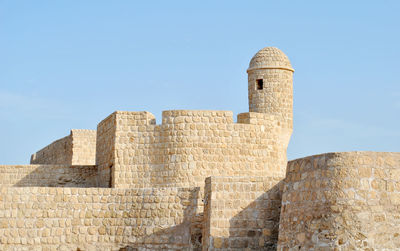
[31,130,97,166]
[0,165,97,187]
[0,186,199,250]
[30,135,72,165]
[70,129,96,165]
[237,112,291,176]
[160,110,236,188]
[109,110,287,189]
[278,152,400,250]
[202,176,283,251]
[160,110,287,184]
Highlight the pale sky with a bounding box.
[0,1,399,164]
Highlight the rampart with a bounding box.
[31,129,96,166]
[278,152,400,250]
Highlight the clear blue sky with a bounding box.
[0,1,399,164]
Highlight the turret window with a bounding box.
[256,79,263,90]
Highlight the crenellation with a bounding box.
[101,106,288,190]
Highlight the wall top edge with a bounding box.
[70,129,96,133]
[0,186,199,193]
[0,164,97,168]
[289,151,400,163]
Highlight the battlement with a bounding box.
[93,108,289,189]
[162,110,234,125]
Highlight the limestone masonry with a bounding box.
[0,47,399,251]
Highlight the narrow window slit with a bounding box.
[256,79,263,90]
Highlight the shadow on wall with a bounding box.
[204,180,284,251]
[232,182,281,250]
[9,166,284,250]
[116,183,283,251]
[13,165,98,187]
[113,187,202,251]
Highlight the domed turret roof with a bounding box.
[247,47,294,72]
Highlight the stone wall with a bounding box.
[102,110,288,189]
[30,129,96,166]
[70,129,97,165]
[96,111,157,188]
[202,176,283,251]
[96,112,117,188]
[278,152,400,250]
[30,135,72,165]
[0,165,98,187]
[0,187,199,250]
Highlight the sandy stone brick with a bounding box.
[0,47,398,250]
[279,152,400,250]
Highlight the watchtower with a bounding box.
[247,47,294,132]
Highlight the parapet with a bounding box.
[94,109,289,188]
[162,110,234,125]
[237,112,278,126]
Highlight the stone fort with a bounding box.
[0,47,399,251]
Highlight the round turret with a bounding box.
[247,47,294,130]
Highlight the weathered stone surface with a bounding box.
[0,165,98,187]
[279,152,400,250]
[30,129,96,165]
[1,47,398,250]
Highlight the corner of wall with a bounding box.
[96,112,117,187]
[96,111,158,188]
